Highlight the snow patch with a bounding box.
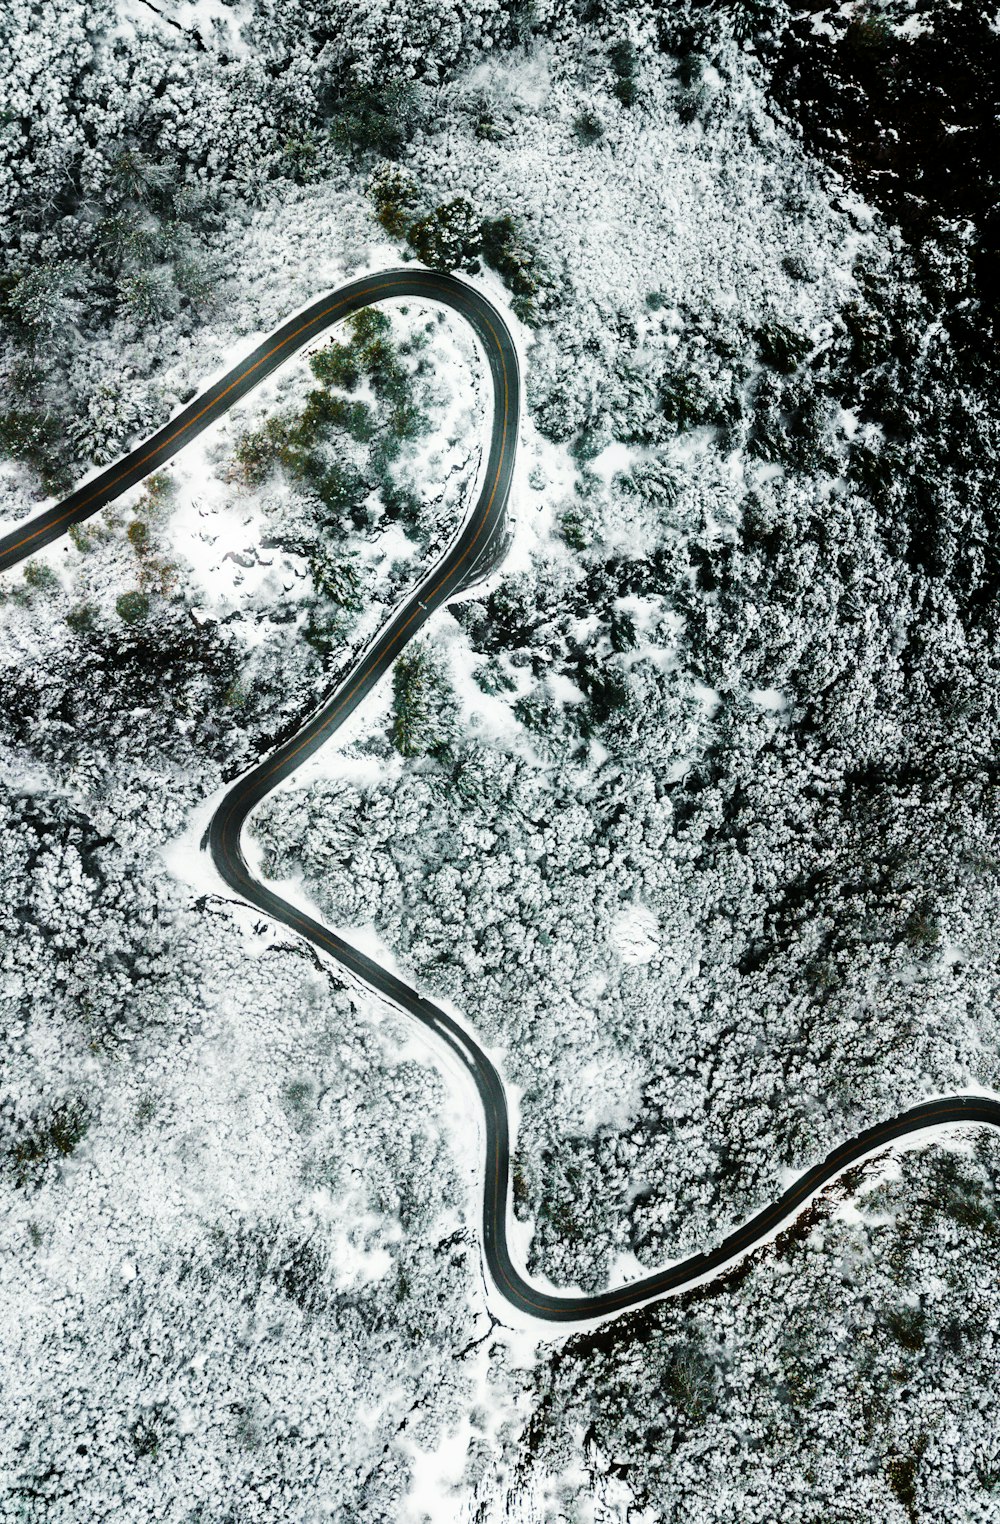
[610,902,661,966]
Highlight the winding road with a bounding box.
[3,267,999,1328]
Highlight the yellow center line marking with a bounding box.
[222,296,511,798]
[3,272,439,557]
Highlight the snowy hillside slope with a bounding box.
[2,1,1000,1521]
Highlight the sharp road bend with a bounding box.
[3,267,999,1330]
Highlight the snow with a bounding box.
[6,4,1000,1518]
[609,902,660,966]
[405,1417,474,1522]
[748,687,787,712]
[691,681,722,717]
[462,42,558,112]
[587,440,649,485]
[164,435,285,618]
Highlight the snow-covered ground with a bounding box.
[3,1,1000,1521]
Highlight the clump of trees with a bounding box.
[365,165,547,322]
[0,0,553,489]
[391,640,456,758]
[233,308,427,528]
[227,304,478,667]
[7,1098,91,1191]
[609,40,640,107]
[407,197,483,275]
[402,200,546,323]
[573,109,604,144]
[520,1139,1000,1520]
[769,1,1000,343]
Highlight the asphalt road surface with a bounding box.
[3,268,998,1327]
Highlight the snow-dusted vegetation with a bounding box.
[496,1135,1000,1521]
[3,0,1000,1519]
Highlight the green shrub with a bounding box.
[303,601,351,659]
[480,215,540,299]
[884,1304,927,1352]
[661,368,717,430]
[474,106,507,143]
[294,389,374,444]
[9,1099,91,1191]
[328,80,415,159]
[886,1443,927,1519]
[0,407,58,475]
[23,561,58,594]
[381,479,423,532]
[511,294,539,327]
[282,131,322,184]
[573,110,604,144]
[307,461,367,519]
[309,342,360,390]
[350,308,391,346]
[610,40,640,107]
[66,602,97,633]
[677,51,704,90]
[391,643,454,757]
[131,1414,164,1460]
[903,905,940,953]
[116,590,150,624]
[661,1339,718,1422]
[368,163,420,237]
[756,323,811,375]
[234,418,289,485]
[582,663,630,725]
[309,547,362,608]
[143,471,174,508]
[364,343,413,412]
[559,503,590,552]
[406,198,481,272]
[609,608,637,651]
[128,519,150,555]
[474,655,517,695]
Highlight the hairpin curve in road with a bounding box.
[3,268,998,1329]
